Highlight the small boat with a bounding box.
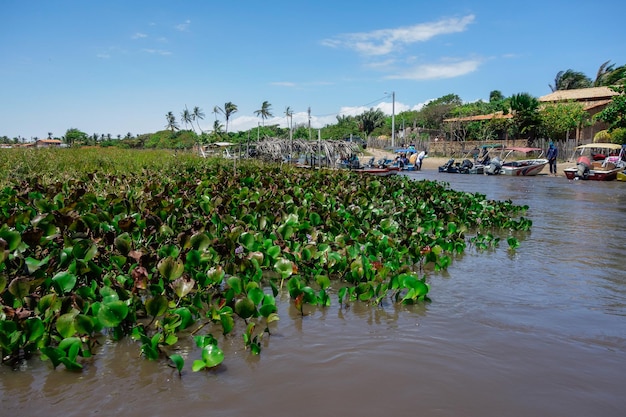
[438,158,482,174]
[617,171,626,182]
[499,147,549,176]
[338,155,398,176]
[564,143,625,181]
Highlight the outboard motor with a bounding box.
[575,156,591,180]
[460,159,473,173]
[439,158,455,172]
[485,157,502,175]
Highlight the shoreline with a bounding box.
[363,147,577,177]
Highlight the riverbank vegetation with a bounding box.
[0,148,532,373]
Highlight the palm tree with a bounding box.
[284,106,294,129]
[510,93,541,140]
[594,60,626,86]
[165,111,179,132]
[254,101,273,126]
[213,120,224,137]
[550,69,592,91]
[358,108,386,138]
[181,107,193,131]
[192,106,205,133]
[213,105,221,121]
[222,102,238,133]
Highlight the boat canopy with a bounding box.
[504,147,543,153]
[576,143,622,150]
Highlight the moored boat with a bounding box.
[499,147,549,176]
[563,143,625,181]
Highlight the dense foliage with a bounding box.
[0,148,531,373]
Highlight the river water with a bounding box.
[2,172,626,417]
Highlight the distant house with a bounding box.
[538,86,619,142]
[35,139,63,148]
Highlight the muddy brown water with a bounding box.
[2,172,626,417]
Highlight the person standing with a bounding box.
[417,150,428,170]
[547,141,558,175]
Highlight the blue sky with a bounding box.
[2,0,625,140]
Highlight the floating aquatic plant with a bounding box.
[0,148,531,373]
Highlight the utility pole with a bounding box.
[391,91,395,149]
[308,106,311,140]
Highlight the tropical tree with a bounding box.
[212,120,224,137]
[594,61,626,87]
[510,93,542,140]
[284,106,293,130]
[192,106,205,133]
[221,102,238,133]
[165,111,179,132]
[212,106,221,121]
[358,108,386,138]
[63,128,88,146]
[595,83,626,133]
[550,69,592,91]
[181,107,193,131]
[489,90,504,102]
[540,102,590,141]
[254,101,273,126]
[419,93,463,129]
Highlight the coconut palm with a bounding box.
[594,61,626,87]
[254,101,273,126]
[165,111,179,132]
[550,69,592,91]
[284,106,294,129]
[181,107,193,131]
[192,106,205,133]
[222,102,238,133]
[213,120,224,137]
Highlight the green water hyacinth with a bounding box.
[0,148,532,373]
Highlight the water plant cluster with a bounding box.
[0,148,531,373]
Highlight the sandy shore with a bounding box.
[363,147,576,176]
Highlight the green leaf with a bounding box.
[157,256,184,281]
[226,276,243,295]
[201,344,224,368]
[170,354,184,375]
[97,300,129,328]
[8,277,31,300]
[25,317,45,343]
[145,295,168,318]
[274,258,293,279]
[52,271,77,294]
[234,297,256,319]
[56,312,77,338]
[238,232,257,251]
[192,360,206,372]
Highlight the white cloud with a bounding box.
[270,81,297,87]
[96,53,111,59]
[388,59,481,80]
[132,32,148,39]
[142,49,172,56]
[175,20,191,32]
[322,15,475,56]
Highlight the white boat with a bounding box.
[499,147,549,176]
[564,143,625,181]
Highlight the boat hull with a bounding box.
[564,167,620,181]
[500,159,548,176]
